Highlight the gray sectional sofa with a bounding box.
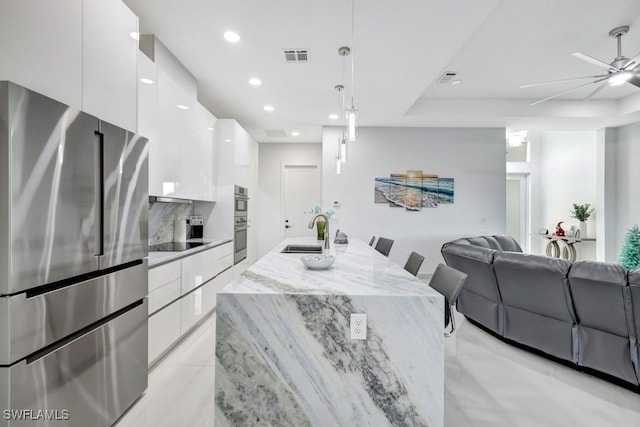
[441,235,640,387]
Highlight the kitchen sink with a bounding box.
[281,244,323,254]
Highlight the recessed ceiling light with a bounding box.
[224,139,232,142]
[264,105,274,112]
[224,31,240,43]
[140,78,154,85]
[291,131,300,137]
[329,113,339,120]
[450,79,463,85]
[207,127,215,131]
[177,105,189,110]
[129,32,140,41]
[249,78,262,86]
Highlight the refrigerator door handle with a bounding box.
[94,130,104,257]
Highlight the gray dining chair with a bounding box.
[403,251,425,277]
[374,237,394,257]
[368,235,376,246]
[428,263,468,336]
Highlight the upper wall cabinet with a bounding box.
[82,0,138,131]
[0,0,83,108]
[138,51,161,196]
[0,0,138,131]
[140,36,218,203]
[152,68,217,201]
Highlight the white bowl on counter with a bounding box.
[301,254,335,270]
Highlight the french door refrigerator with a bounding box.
[0,81,149,426]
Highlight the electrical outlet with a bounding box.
[350,313,367,340]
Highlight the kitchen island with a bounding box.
[214,238,444,427]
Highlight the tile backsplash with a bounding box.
[149,201,194,244]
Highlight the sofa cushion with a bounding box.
[494,252,573,322]
[568,261,630,337]
[441,243,497,301]
[493,235,523,253]
[568,261,638,384]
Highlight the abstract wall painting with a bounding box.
[374,170,454,211]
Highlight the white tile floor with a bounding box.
[116,311,640,427]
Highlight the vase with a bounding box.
[316,220,326,241]
[579,221,587,238]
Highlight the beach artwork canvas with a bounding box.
[374,171,454,211]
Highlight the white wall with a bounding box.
[532,131,598,260]
[615,122,640,260]
[257,143,323,258]
[322,126,506,274]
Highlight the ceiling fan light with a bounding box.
[609,72,632,86]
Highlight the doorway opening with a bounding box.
[506,173,529,251]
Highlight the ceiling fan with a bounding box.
[521,25,640,105]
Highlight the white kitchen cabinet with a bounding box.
[138,51,162,196]
[82,0,138,131]
[0,0,138,131]
[141,35,217,201]
[0,0,82,108]
[186,104,217,201]
[180,267,233,335]
[148,300,181,366]
[155,68,194,198]
[149,278,181,315]
[212,119,259,262]
[181,243,233,295]
[149,259,181,293]
[180,243,232,334]
[147,243,233,366]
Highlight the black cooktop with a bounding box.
[149,241,208,252]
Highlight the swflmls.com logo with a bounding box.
[3,409,70,421]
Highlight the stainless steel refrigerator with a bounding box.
[0,81,149,426]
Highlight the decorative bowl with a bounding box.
[301,254,335,270]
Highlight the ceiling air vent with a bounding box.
[264,129,288,138]
[437,71,458,84]
[283,49,309,63]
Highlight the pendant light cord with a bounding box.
[350,0,355,107]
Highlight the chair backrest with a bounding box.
[403,251,425,277]
[374,237,394,256]
[368,235,376,246]
[428,263,468,305]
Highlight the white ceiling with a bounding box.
[123,0,640,142]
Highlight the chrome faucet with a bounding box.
[308,214,330,251]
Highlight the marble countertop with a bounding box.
[221,237,441,298]
[148,237,232,268]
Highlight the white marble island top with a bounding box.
[215,238,444,427]
[221,237,442,297]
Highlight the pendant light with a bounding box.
[335,84,348,174]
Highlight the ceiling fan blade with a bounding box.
[572,52,621,72]
[530,77,608,106]
[626,74,640,89]
[582,80,609,103]
[622,50,640,71]
[520,75,609,88]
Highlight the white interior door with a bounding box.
[282,163,321,240]
[506,173,529,251]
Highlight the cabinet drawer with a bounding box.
[206,267,233,312]
[181,245,232,294]
[148,301,181,366]
[149,259,181,292]
[148,278,181,315]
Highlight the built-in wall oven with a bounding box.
[234,185,249,264]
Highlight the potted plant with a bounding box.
[569,203,595,238]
